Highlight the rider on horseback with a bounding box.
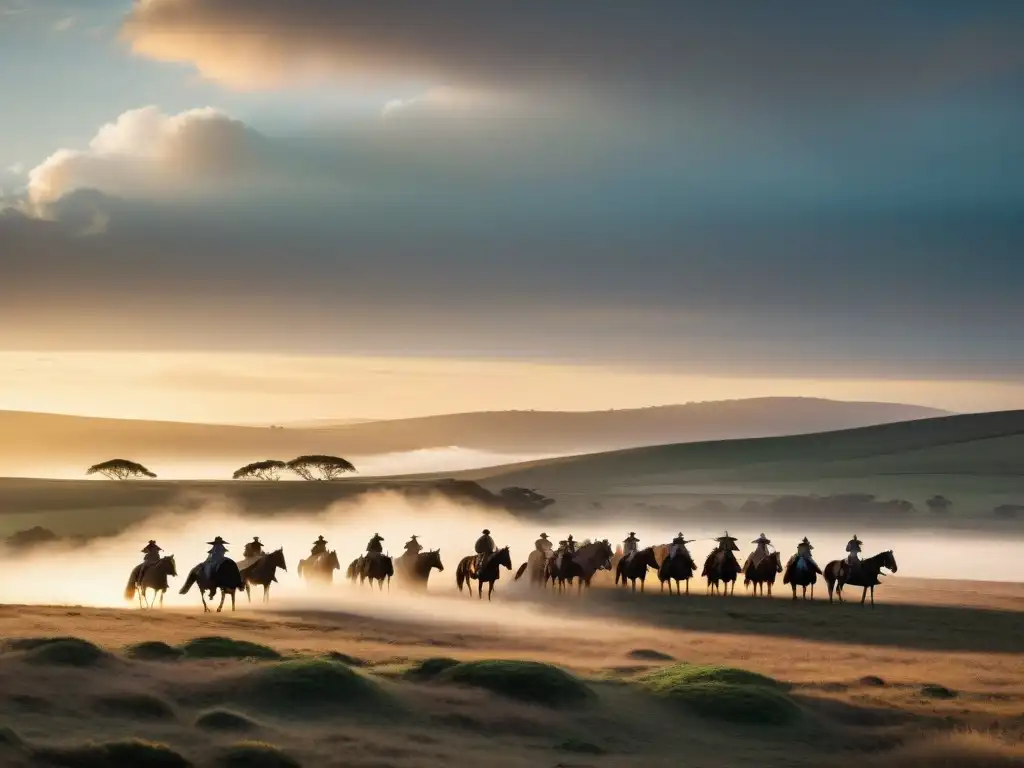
[474,529,495,571]
[845,534,863,575]
[366,533,385,558]
[668,532,693,560]
[203,536,229,584]
[310,535,328,558]
[623,532,640,562]
[403,535,422,556]
[565,534,577,553]
[750,533,772,567]
[534,532,553,556]
[140,540,162,578]
[715,531,740,566]
[790,536,820,572]
[243,536,264,559]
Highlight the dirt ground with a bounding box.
[1,575,1022,768]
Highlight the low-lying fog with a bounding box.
[11,447,562,481]
[1,494,1021,619]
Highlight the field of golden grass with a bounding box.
[1,576,1022,768]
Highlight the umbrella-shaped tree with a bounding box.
[86,459,157,480]
[232,459,288,481]
[286,455,356,481]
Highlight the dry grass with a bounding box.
[879,730,1024,767]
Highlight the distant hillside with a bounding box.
[0,398,946,476]
[461,410,1024,501]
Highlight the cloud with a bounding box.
[26,106,266,208]
[121,1,1024,109]
[52,15,74,32]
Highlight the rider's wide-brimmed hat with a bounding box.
[207,537,228,545]
[482,529,491,535]
[252,536,261,543]
[315,535,327,543]
[799,536,813,548]
[142,540,161,551]
[753,533,771,543]
[717,531,737,542]
[627,531,637,537]
[848,534,863,545]
[539,532,549,539]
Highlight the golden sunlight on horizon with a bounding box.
[1,351,1022,424]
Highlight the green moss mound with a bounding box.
[627,648,675,662]
[438,660,591,706]
[322,651,365,667]
[234,660,387,716]
[181,637,281,661]
[215,742,301,768]
[32,738,191,767]
[195,709,260,732]
[93,693,175,721]
[637,664,799,726]
[403,657,460,681]
[17,637,111,667]
[126,641,184,661]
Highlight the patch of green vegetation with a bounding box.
[181,637,281,661]
[920,684,957,699]
[626,648,674,662]
[93,693,175,721]
[195,709,260,732]
[557,738,605,755]
[126,641,183,661]
[637,664,799,726]
[402,657,460,681]
[438,660,591,706]
[32,738,191,767]
[215,742,301,768]
[17,637,111,667]
[321,651,365,667]
[234,659,388,716]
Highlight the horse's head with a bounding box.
[643,547,660,568]
[772,551,783,572]
[496,546,512,569]
[271,548,287,571]
[327,550,341,569]
[884,550,898,573]
[425,549,444,571]
[164,555,177,576]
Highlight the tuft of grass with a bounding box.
[402,657,460,681]
[636,664,799,726]
[215,742,301,768]
[16,637,111,667]
[181,637,281,661]
[232,659,388,716]
[626,649,674,662]
[920,684,957,700]
[93,693,176,721]
[126,641,183,662]
[32,738,191,767]
[195,709,260,732]
[438,660,591,706]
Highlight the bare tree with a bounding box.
[286,455,356,481]
[86,459,157,480]
[232,459,288,481]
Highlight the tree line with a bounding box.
[86,455,356,481]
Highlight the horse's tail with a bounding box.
[456,561,467,592]
[124,565,141,601]
[180,567,197,595]
[514,562,528,581]
[614,560,622,585]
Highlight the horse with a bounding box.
[297,550,340,585]
[743,551,783,596]
[702,549,741,596]
[514,548,551,587]
[396,549,444,590]
[615,547,659,593]
[546,540,614,594]
[783,554,822,600]
[824,551,898,606]
[347,553,394,591]
[179,558,243,613]
[124,555,177,608]
[240,548,287,603]
[456,546,512,601]
[657,547,696,595]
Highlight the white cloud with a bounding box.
[27,106,262,207]
[5,162,24,175]
[52,15,75,32]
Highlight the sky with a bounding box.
[2,1,1023,420]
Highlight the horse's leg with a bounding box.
[231,590,236,611]
[861,586,868,605]
[264,584,270,603]
[201,591,210,613]
[488,581,494,601]
[245,583,251,603]
[160,589,165,608]
[640,574,645,593]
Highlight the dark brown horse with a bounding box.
[547,540,613,594]
[783,554,822,600]
[824,550,898,605]
[124,555,177,608]
[396,549,444,590]
[702,549,741,595]
[179,558,243,613]
[298,550,340,585]
[456,546,512,601]
[615,547,659,592]
[347,553,394,591]
[743,551,783,596]
[240,548,287,603]
[657,547,696,595]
